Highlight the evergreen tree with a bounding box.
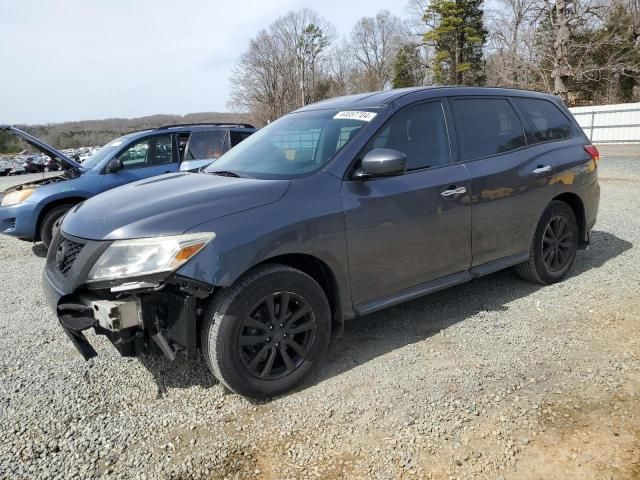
[392,44,423,88]
[423,0,487,85]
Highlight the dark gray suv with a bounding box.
[43,87,600,398]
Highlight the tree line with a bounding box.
[2,0,637,153]
[230,0,640,124]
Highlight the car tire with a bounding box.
[516,200,579,284]
[40,204,74,249]
[202,264,331,398]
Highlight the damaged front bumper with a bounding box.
[42,232,213,362]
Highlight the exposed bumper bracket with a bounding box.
[57,305,98,360]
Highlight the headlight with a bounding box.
[1,189,34,207]
[87,232,215,282]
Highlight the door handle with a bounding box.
[440,186,467,198]
[532,165,552,175]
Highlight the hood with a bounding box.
[2,174,67,195]
[0,125,84,171]
[61,172,290,240]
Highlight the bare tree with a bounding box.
[349,10,405,91]
[229,9,336,124]
[327,40,355,96]
[548,0,574,100]
[486,0,539,88]
[272,9,336,105]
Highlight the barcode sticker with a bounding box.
[333,111,377,122]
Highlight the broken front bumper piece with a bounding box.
[57,296,143,360]
[54,288,200,362]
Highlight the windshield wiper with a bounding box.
[208,170,242,178]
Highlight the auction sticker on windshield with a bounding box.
[333,111,377,122]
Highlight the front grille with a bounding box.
[57,237,84,276]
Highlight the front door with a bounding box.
[341,100,472,306]
[101,134,178,191]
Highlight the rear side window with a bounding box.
[230,131,254,147]
[451,98,526,161]
[186,131,226,160]
[513,98,571,143]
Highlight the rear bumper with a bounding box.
[0,202,38,239]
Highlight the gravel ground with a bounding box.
[0,157,639,479]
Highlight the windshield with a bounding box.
[205,109,377,178]
[81,136,130,169]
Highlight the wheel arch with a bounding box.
[552,192,586,242]
[35,197,86,241]
[254,253,343,325]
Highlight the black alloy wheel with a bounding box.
[202,264,331,398]
[515,200,579,284]
[239,292,316,380]
[541,215,573,272]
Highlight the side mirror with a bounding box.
[105,157,123,174]
[355,148,407,179]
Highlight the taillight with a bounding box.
[584,144,600,161]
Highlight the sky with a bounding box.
[0,0,409,124]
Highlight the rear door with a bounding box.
[101,134,178,191]
[342,100,472,306]
[450,96,556,267]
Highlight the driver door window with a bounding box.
[117,135,173,169]
[360,101,451,171]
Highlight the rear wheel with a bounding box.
[202,264,331,398]
[516,200,578,284]
[40,204,74,249]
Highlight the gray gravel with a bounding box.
[0,157,639,479]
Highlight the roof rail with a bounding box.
[155,122,255,130]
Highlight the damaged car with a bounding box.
[43,87,600,398]
[0,123,256,248]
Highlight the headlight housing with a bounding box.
[1,189,34,207]
[87,232,215,282]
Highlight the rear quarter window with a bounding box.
[186,131,226,160]
[230,131,254,147]
[451,98,526,161]
[513,98,572,143]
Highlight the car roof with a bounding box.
[296,86,560,112]
[123,123,257,141]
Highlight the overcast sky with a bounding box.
[0,0,410,124]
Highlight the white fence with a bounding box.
[569,102,640,144]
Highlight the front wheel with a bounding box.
[40,204,74,249]
[515,200,579,284]
[202,264,331,398]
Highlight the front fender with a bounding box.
[177,172,354,319]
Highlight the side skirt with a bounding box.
[354,271,471,317]
[353,252,530,317]
[469,252,530,278]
